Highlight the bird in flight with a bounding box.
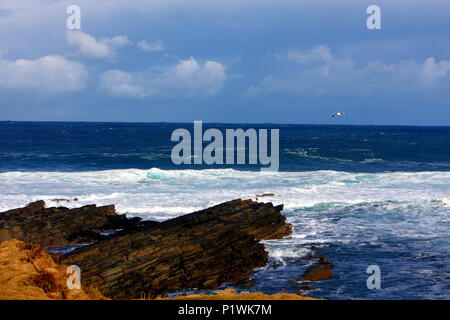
[331,112,346,118]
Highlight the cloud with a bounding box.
[137,40,165,52]
[100,57,227,98]
[0,55,87,93]
[276,45,333,65]
[421,57,450,83]
[66,31,131,58]
[247,46,450,97]
[99,70,148,98]
[104,35,133,48]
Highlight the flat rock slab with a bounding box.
[0,201,147,247]
[61,199,292,299]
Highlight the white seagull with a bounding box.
[331,112,346,118]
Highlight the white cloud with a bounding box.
[277,45,333,64]
[247,46,450,97]
[105,35,133,48]
[137,40,165,52]
[66,31,131,58]
[100,57,227,98]
[100,70,149,98]
[420,57,450,83]
[0,55,87,93]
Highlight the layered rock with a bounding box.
[61,199,291,299]
[1,199,292,299]
[0,201,150,247]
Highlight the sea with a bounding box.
[0,121,449,300]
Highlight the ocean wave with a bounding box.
[362,158,385,163]
[282,148,355,163]
[1,167,449,218]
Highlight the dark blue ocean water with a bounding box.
[1,121,450,172]
[0,121,449,300]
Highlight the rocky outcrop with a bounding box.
[300,254,334,282]
[1,199,292,299]
[61,199,292,299]
[0,201,152,247]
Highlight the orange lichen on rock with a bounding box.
[0,239,107,300]
[162,289,318,300]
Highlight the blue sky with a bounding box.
[1,0,450,125]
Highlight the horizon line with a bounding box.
[1,120,450,128]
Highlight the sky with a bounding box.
[0,0,450,125]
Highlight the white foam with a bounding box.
[1,169,449,215]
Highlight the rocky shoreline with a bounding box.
[0,199,324,300]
